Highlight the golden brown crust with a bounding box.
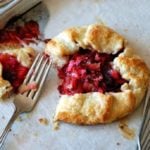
[46,25,125,56]
[45,24,125,67]
[54,91,138,124]
[54,93,113,124]
[46,24,150,125]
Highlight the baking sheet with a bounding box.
[0,0,150,150]
[0,0,41,29]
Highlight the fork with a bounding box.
[137,85,150,150]
[0,52,52,148]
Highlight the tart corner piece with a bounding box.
[0,21,39,99]
[0,46,36,99]
[46,24,150,125]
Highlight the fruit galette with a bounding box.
[46,24,149,125]
[0,21,39,98]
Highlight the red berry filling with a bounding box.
[0,21,40,45]
[58,49,127,95]
[0,53,29,92]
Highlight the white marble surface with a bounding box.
[0,0,150,150]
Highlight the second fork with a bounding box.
[0,52,51,148]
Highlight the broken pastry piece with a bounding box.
[0,21,40,99]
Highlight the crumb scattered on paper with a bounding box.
[118,119,135,140]
[116,142,120,146]
[52,115,60,130]
[53,120,60,130]
[38,118,49,125]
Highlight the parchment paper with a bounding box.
[0,0,150,150]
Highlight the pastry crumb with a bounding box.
[116,142,120,146]
[118,119,135,140]
[38,118,49,125]
[53,120,60,130]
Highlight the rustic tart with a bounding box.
[45,24,149,125]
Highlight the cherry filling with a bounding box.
[58,49,127,95]
[0,54,29,92]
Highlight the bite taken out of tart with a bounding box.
[45,24,149,125]
[0,21,41,99]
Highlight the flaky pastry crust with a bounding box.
[46,24,149,124]
[0,44,35,67]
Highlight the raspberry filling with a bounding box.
[58,49,127,95]
[0,53,29,92]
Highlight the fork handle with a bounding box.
[0,108,20,148]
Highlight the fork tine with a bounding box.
[27,54,44,84]
[33,60,52,101]
[28,57,49,98]
[23,53,41,84]
[35,58,49,83]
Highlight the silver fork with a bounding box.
[0,52,52,148]
[137,85,150,150]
